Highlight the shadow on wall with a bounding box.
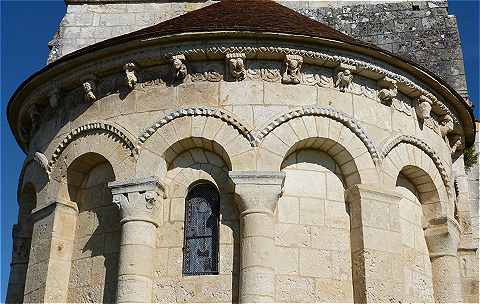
[67,152,119,303]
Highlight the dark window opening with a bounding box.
[182,183,220,276]
[412,4,420,11]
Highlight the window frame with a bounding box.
[182,182,220,276]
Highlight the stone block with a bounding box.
[324,200,349,229]
[264,82,316,106]
[315,278,354,302]
[275,224,311,248]
[277,196,299,224]
[274,246,299,275]
[275,275,316,302]
[219,81,263,105]
[299,248,331,278]
[299,197,325,226]
[311,226,350,252]
[177,82,219,106]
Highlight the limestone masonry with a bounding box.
[6,0,479,303]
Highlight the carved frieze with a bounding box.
[16,43,466,152]
[282,54,303,84]
[226,53,246,81]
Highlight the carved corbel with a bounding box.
[439,114,454,142]
[82,77,97,102]
[226,53,246,81]
[171,54,187,83]
[33,151,50,179]
[282,54,303,84]
[378,77,398,104]
[449,135,463,155]
[335,63,355,92]
[124,62,138,89]
[415,95,439,131]
[28,103,41,135]
[48,87,60,108]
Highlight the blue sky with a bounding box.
[1,0,479,299]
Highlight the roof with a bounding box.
[127,0,359,44]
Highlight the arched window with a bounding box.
[183,183,220,276]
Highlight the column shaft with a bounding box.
[229,171,285,303]
[109,176,164,303]
[425,217,463,303]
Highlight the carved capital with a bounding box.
[109,176,165,227]
[229,171,285,215]
[425,217,461,258]
[82,77,96,102]
[171,54,187,83]
[124,62,138,89]
[226,52,246,81]
[282,54,303,84]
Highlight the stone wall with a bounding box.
[50,0,468,97]
[275,149,354,302]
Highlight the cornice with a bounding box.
[7,33,475,153]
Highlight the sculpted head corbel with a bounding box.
[335,63,355,92]
[449,135,463,156]
[439,114,454,140]
[82,77,97,103]
[378,77,398,104]
[226,53,246,81]
[124,62,138,89]
[27,103,42,135]
[415,95,433,121]
[48,87,60,108]
[282,54,303,84]
[171,54,187,83]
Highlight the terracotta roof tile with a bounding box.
[126,0,358,43]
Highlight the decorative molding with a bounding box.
[124,62,138,89]
[49,121,138,173]
[380,135,450,193]
[256,106,381,165]
[226,53,246,81]
[138,106,255,146]
[16,43,467,152]
[282,54,303,84]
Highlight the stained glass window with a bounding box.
[182,183,220,276]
